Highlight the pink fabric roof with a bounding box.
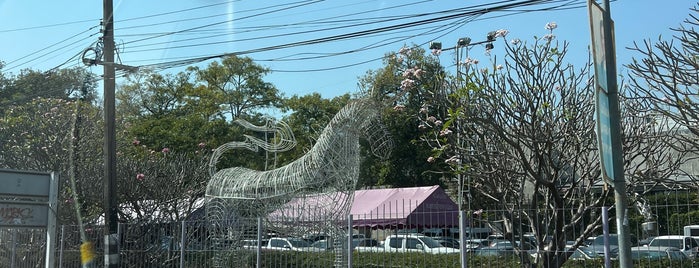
[350,185,459,228]
[268,185,459,228]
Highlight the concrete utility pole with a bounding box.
[102,0,119,267]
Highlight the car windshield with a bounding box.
[288,238,311,248]
[593,235,619,246]
[419,236,444,248]
[312,241,328,249]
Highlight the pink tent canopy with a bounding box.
[269,185,459,229]
[350,185,459,228]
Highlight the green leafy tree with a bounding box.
[189,55,282,120]
[278,93,350,166]
[0,67,97,115]
[117,70,232,153]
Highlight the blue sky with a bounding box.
[0,0,696,100]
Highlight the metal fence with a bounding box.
[3,193,699,268]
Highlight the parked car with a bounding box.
[241,239,268,250]
[647,235,699,259]
[568,246,603,261]
[265,237,315,251]
[356,234,458,254]
[310,238,378,251]
[432,236,459,249]
[630,246,688,261]
[587,234,620,258]
[464,239,490,249]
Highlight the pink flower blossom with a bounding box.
[400,78,415,90]
[435,120,443,126]
[136,173,145,181]
[132,139,140,146]
[393,105,406,112]
[431,49,442,56]
[413,68,424,78]
[398,47,410,55]
[463,57,478,65]
[510,39,521,45]
[427,157,435,163]
[496,65,504,70]
[545,22,558,31]
[427,116,437,123]
[161,147,170,153]
[439,129,453,136]
[494,29,509,38]
[198,142,206,148]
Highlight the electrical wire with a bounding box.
[120,0,323,46]
[4,26,100,71]
[4,0,594,76]
[128,0,561,73]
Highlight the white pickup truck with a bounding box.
[265,237,316,252]
[357,234,459,254]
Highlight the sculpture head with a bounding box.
[356,99,394,160]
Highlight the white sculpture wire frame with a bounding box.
[206,97,393,267]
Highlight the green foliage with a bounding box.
[669,210,699,234]
[189,55,282,119]
[0,97,104,224]
[357,44,448,188]
[0,67,98,116]
[279,93,350,166]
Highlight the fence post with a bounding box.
[180,221,185,268]
[602,207,611,268]
[459,210,468,268]
[257,217,263,268]
[11,229,17,268]
[58,225,65,268]
[347,214,353,268]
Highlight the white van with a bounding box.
[648,235,699,259]
[684,225,699,240]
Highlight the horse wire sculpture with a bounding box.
[206,96,394,267]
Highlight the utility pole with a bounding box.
[588,0,631,267]
[102,0,119,267]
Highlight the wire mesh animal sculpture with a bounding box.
[206,97,393,267]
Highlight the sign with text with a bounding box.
[0,169,51,197]
[0,202,49,227]
[0,169,56,228]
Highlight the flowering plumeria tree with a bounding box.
[627,5,699,178]
[390,24,678,268]
[117,143,210,224]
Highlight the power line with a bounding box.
[4,26,100,72]
[130,0,558,73]
[120,0,323,46]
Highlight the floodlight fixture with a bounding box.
[457,37,471,47]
